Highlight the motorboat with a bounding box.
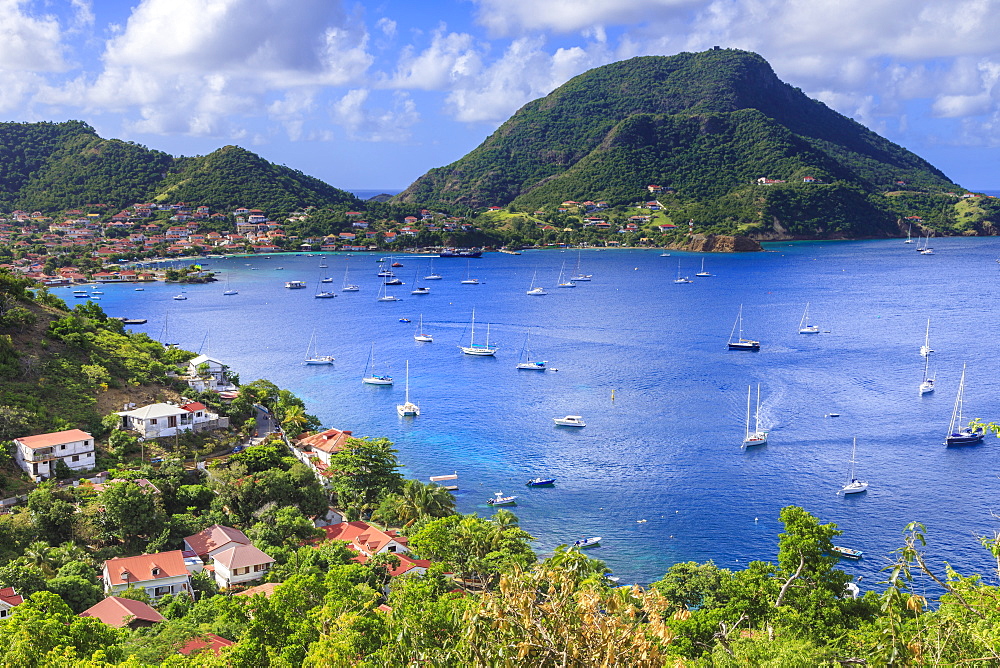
[285,280,307,289]
[573,537,601,549]
[173,294,187,300]
[832,546,863,560]
[486,491,517,506]
[526,478,556,486]
[553,415,586,427]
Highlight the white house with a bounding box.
[0,587,23,619]
[13,429,95,481]
[211,544,275,588]
[294,427,352,469]
[117,401,228,439]
[182,355,237,393]
[103,551,192,600]
[319,521,410,556]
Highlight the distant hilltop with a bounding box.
[396,49,999,240]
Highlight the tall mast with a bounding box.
[754,385,761,433]
[745,385,752,440]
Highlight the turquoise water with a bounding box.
[75,239,1000,585]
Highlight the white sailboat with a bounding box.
[424,260,442,280]
[516,330,547,370]
[555,261,575,288]
[727,305,760,351]
[222,272,238,295]
[742,385,768,447]
[840,437,868,494]
[904,224,915,244]
[673,260,692,284]
[377,280,400,302]
[410,271,429,295]
[570,251,592,281]
[314,272,337,298]
[695,258,712,277]
[414,315,433,342]
[920,231,934,254]
[396,361,420,417]
[526,271,547,295]
[342,261,360,292]
[303,330,334,365]
[362,343,393,385]
[945,363,984,446]
[798,303,820,334]
[459,309,497,356]
[919,351,935,395]
[920,318,933,357]
[460,260,479,284]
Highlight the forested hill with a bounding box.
[0,121,359,213]
[395,49,966,239]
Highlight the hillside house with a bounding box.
[79,597,165,629]
[13,429,95,481]
[182,354,236,393]
[103,551,192,600]
[0,587,23,619]
[320,521,409,556]
[117,402,228,439]
[295,427,353,469]
[183,525,252,560]
[211,544,275,588]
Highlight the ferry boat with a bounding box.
[285,280,307,289]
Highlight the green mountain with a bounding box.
[0,121,359,213]
[396,49,965,238]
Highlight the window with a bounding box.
[0,608,8,618]
[150,419,157,425]
[71,455,79,462]
[151,568,160,576]
[153,586,171,597]
[388,546,396,553]
[60,444,66,450]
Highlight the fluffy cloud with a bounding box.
[331,89,419,141]
[472,0,697,37]
[0,0,69,72]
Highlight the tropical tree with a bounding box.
[326,437,403,519]
[372,479,456,528]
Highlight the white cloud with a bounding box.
[331,89,419,141]
[388,29,483,90]
[0,0,69,72]
[377,17,397,37]
[472,0,697,37]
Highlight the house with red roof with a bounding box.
[102,551,192,600]
[295,427,352,469]
[211,544,275,588]
[13,429,95,481]
[183,524,251,560]
[0,587,23,619]
[319,521,409,557]
[79,597,165,628]
[178,634,234,657]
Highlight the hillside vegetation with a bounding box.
[0,121,359,214]
[396,49,974,239]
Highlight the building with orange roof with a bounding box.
[13,429,95,481]
[178,633,234,657]
[319,521,409,557]
[102,550,192,600]
[183,524,251,559]
[295,427,352,468]
[235,581,279,598]
[0,587,23,619]
[79,597,166,628]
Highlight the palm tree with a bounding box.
[20,541,56,576]
[279,404,308,436]
[374,479,456,528]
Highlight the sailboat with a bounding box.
[727,305,760,351]
[314,272,337,298]
[424,260,442,280]
[798,303,820,334]
[516,330,547,370]
[410,271,429,295]
[556,261,575,288]
[222,272,238,295]
[414,315,433,342]
[570,250,592,281]
[840,437,868,494]
[377,280,400,302]
[362,343,393,385]
[526,271,547,295]
[904,224,915,244]
[695,258,712,277]
[742,385,768,447]
[396,361,420,417]
[920,318,933,357]
[919,350,935,395]
[460,260,479,284]
[459,309,497,356]
[341,261,359,291]
[945,363,984,446]
[303,330,335,365]
[920,232,934,254]
[673,260,692,284]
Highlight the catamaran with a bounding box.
[728,305,760,351]
[840,437,868,494]
[742,385,768,447]
[303,330,334,365]
[410,271,429,295]
[945,363,984,446]
[459,309,497,356]
[798,303,820,334]
[396,361,420,417]
[362,343,393,385]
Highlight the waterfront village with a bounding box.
[0,185,706,288]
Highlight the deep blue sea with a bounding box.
[67,239,1000,588]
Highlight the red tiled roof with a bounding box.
[178,633,234,657]
[15,429,91,449]
[295,428,352,454]
[181,401,207,412]
[79,597,165,627]
[183,525,250,557]
[104,550,188,586]
[0,587,23,608]
[354,552,431,577]
[212,544,274,570]
[235,581,279,598]
[320,521,408,556]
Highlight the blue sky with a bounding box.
[5,0,1000,191]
